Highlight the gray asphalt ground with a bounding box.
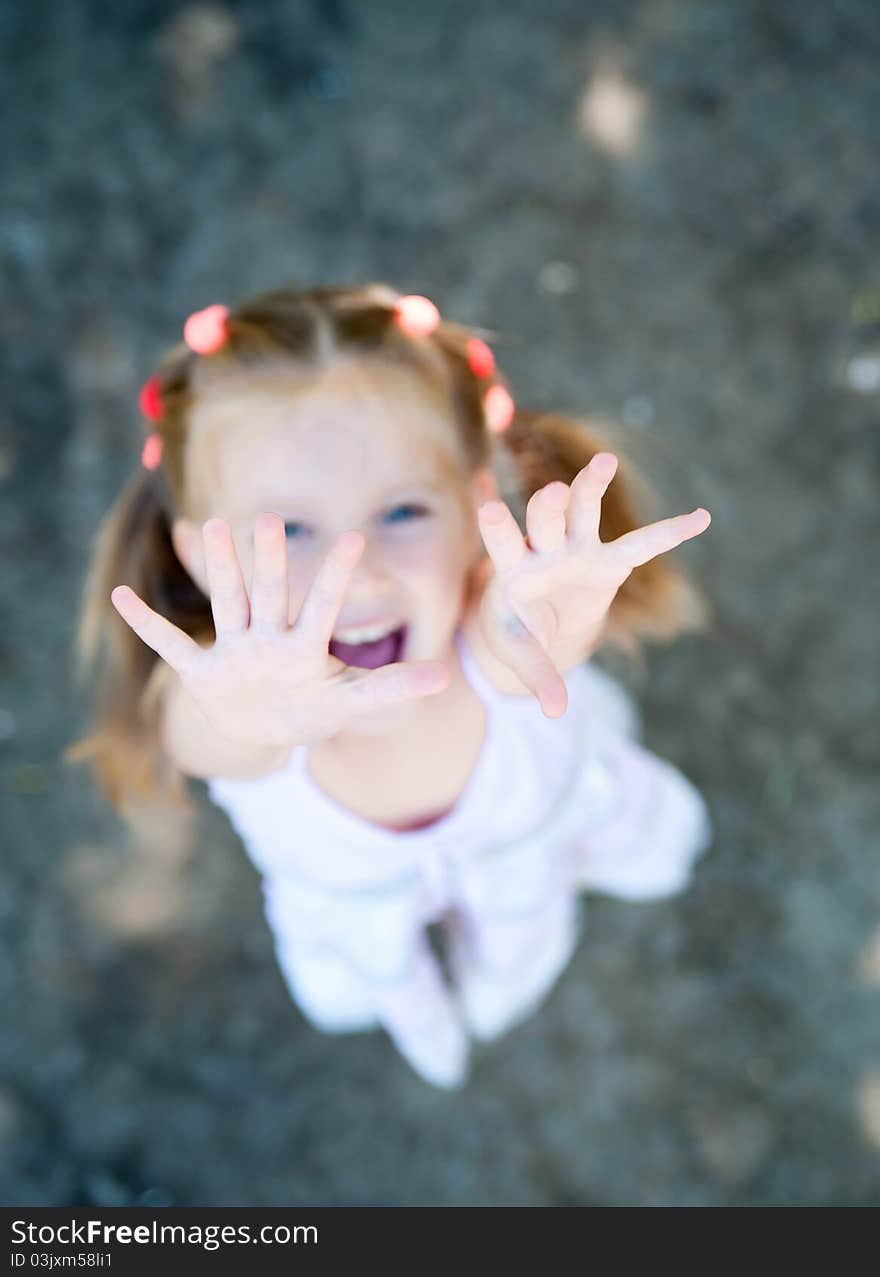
[1,0,879,1206]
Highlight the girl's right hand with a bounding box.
[110,514,451,748]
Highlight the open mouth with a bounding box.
[329,624,407,670]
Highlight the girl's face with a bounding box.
[175,358,496,683]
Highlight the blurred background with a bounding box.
[2,0,879,1206]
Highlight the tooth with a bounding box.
[333,622,400,643]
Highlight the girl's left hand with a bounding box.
[476,452,711,717]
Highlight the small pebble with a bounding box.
[538,261,579,295]
[138,1185,175,1207]
[845,353,880,394]
[621,395,654,428]
[310,66,346,100]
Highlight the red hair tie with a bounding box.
[138,376,164,422]
[484,384,515,434]
[141,433,164,470]
[466,337,496,379]
[184,303,230,354]
[138,376,165,468]
[465,336,514,434]
[394,295,440,337]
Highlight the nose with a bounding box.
[345,535,392,601]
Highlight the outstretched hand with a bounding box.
[476,452,711,717]
[110,514,451,750]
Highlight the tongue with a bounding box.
[329,627,403,670]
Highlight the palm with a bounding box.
[482,532,630,650]
[477,452,711,713]
[184,626,345,746]
[110,515,450,748]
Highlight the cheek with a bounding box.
[286,556,319,624]
[388,528,471,603]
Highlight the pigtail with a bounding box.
[498,408,711,662]
[65,467,213,812]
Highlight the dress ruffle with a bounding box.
[570,662,712,901]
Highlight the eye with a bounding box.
[283,520,310,540]
[383,503,428,525]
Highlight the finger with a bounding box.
[477,500,526,574]
[249,512,290,632]
[338,660,451,718]
[566,452,619,543]
[110,585,202,676]
[525,481,570,555]
[607,507,712,569]
[203,519,250,636]
[516,596,558,650]
[493,613,568,718]
[295,530,365,648]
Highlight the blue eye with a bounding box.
[283,521,309,540]
[383,503,427,525]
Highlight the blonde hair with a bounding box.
[66,280,709,812]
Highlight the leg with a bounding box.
[262,877,470,1088]
[448,887,581,1042]
[372,934,470,1090]
[274,938,382,1033]
[273,929,469,1090]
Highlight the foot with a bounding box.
[384,1011,470,1090]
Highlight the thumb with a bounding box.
[490,611,568,718]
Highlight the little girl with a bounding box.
[69,281,713,1089]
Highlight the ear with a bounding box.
[171,518,210,594]
[471,465,499,509]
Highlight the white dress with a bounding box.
[206,630,712,1088]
